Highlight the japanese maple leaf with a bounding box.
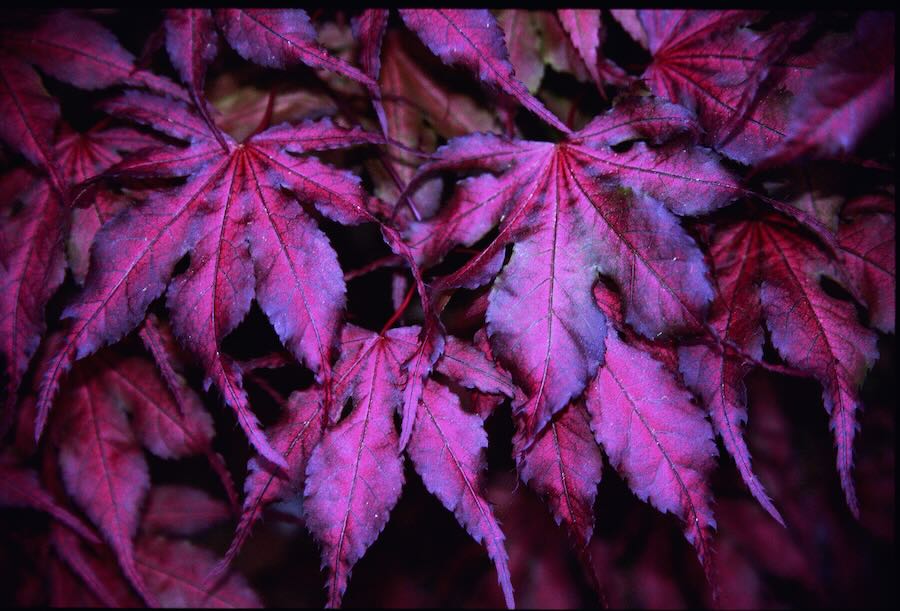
[398,9,572,134]
[404,96,740,447]
[680,210,879,517]
[837,195,895,334]
[1,10,187,102]
[0,460,100,545]
[41,339,231,605]
[1,120,155,413]
[34,91,384,468]
[164,9,377,141]
[515,281,715,581]
[556,10,630,92]
[135,537,263,608]
[210,388,326,583]
[613,10,802,164]
[516,400,604,552]
[51,356,155,606]
[304,324,516,608]
[368,27,499,218]
[765,12,895,164]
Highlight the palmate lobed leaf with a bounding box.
[680,211,880,517]
[1,118,156,413]
[405,96,739,449]
[33,91,385,467]
[0,8,894,609]
[301,324,516,607]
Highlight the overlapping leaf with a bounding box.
[304,324,516,607]
[681,211,879,516]
[615,10,802,164]
[405,96,739,447]
[34,92,384,467]
[399,8,571,134]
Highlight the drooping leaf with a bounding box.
[213,388,325,580]
[53,356,156,606]
[517,400,603,549]
[677,218,784,525]
[755,214,879,516]
[408,381,515,608]
[685,210,879,516]
[405,97,736,447]
[303,324,415,607]
[34,92,384,467]
[587,331,718,580]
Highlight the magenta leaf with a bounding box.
[837,196,895,334]
[141,485,231,537]
[756,214,879,516]
[405,98,735,446]
[408,381,515,608]
[517,400,603,549]
[164,9,219,96]
[303,325,415,607]
[213,388,325,581]
[677,219,784,525]
[34,94,383,466]
[557,10,629,91]
[767,13,894,163]
[399,9,572,134]
[136,536,263,607]
[216,9,376,90]
[587,331,718,581]
[618,10,801,164]
[53,358,156,606]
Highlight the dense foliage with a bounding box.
[0,9,894,608]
